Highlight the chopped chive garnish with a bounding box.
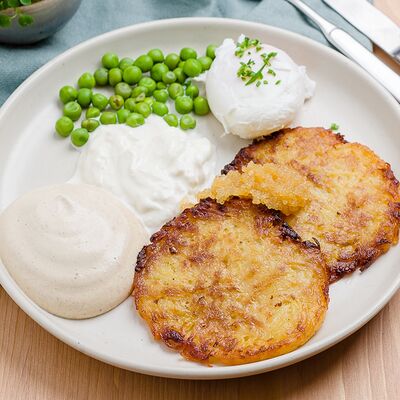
[237,59,256,80]
[235,37,262,57]
[244,52,278,86]
[235,39,281,87]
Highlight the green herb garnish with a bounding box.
[245,52,278,86]
[235,37,281,87]
[330,123,339,131]
[237,59,255,81]
[235,37,262,58]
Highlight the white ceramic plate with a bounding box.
[0,18,400,380]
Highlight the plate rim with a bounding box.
[0,16,400,380]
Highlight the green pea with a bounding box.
[114,82,132,99]
[102,52,119,69]
[91,93,109,111]
[119,57,134,70]
[178,61,186,69]
[77,88,92,108]
[185,84,199,99]
[180,47,197,61]
[206,44,217,60]
[173,67,186,84]
[100,111,117,125]
[156,82,167,90]
[81,118,99,132]
[126,113,145,128]
[71,128,89,147]
[55,116,74,137]
[183,59,202,78]
[175,96,193,114]
[152,101,168,116]
[124,98,136,111]
[135,92,146,102]
[163,113,179,127]
[133,102,151,118]
[168,83,184,99]
[131,86,148,98]
[18,14,33,27]
[180,115,196,130]
[117,108,131,123]
[134,54,153,72]
[165,53,180,70]
[86,107,100,119]
[122,66,142,85]
[109,94,124,110]
[153,89,168,103]
[147,48,164,63]
[109,68,122,86]
[63,101,82,121]
[78,72,95,89]
[150,63,169,82]
[143,97,154,106]
[193,96,210,115]
[197,56,213,71]
[162,71,176,84]
[138,77,156,95]
[59,86,78,104]
[94,68,108,86]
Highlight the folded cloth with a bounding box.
[0,0,371,105]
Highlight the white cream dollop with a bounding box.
[206,35,315,139]
[72,119,216,232]
[0,183,148,319]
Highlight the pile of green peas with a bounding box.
[55,45,217,147]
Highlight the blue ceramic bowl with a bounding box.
[0,0,82,44]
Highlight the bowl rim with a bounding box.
[0,0,81,16]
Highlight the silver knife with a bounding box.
[323,0,400,65]
[285,0,400,102]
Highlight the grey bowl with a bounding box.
[0,0,82,44]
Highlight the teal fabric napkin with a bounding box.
[0,0,371,105]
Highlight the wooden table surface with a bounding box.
[1,1,400,399]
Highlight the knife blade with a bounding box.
[286,0,400,102]
[323,0,400,64]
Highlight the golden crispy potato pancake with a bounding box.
[223,127,400,282]
[199,161,312,215]
[134,198,328,365]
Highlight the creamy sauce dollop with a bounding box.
[0,183,148,319]
[206,35,315,139]
[72,119,217,232]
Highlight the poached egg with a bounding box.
[206,35,315,139]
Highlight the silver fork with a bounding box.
[285,0,400,102]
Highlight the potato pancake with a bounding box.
[223,127,400,282]
[134,198,328,365]
[198,161,312,216]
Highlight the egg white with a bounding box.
[206,35,315,139]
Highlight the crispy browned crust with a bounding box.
[134,198,329,365]
[222,127,400,282]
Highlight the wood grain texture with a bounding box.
[1,1,399,399]
[373,0,400,73]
